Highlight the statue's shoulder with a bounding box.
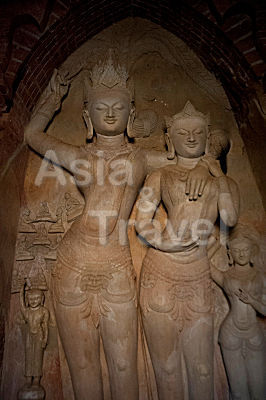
[128,145,146,165]
[79,143,94,157]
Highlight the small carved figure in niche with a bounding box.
[35,201,53,222]
[19,209,37,233]
[136,101,239,400]
[48,207,65,233]
[25,52,216,400]
[33,224,50,246]
[64,193,83,222]
[211,224,266,400]
[45,235,62,261]
[16,235,34,261]
[18,281,49,400]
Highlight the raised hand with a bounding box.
[49,68,70,105]
[235,288,251,304]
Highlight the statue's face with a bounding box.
[90,90,130,136]
[27,290,43,308]
[229,238,253,266]
[170,117,208,158]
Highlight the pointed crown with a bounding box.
[167,101,210,128]
[90,50,129,90]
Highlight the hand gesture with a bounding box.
[25,277,32,290]
[235,288,251,304]
[49,69,70,106]
[186,164,210,200]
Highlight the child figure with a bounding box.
[19,281,49,390]
[211,224,266,400]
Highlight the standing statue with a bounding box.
[24,54,212,400]
[135,101,240,400]
[211,224,266,400]
[18,281,49,400]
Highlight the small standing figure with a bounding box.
[18,281,49,400]
[211,224,266,400]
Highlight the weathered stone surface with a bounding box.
[0,17,265,400]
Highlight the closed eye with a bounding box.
[95,106,107,111]
[175,130,187,135]
[114,105,124,110]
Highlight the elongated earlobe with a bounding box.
[165,131,175,160]
[127,104,136,138]
[25,292,29,307]
[227,249,234,265]
[82,109,94,140]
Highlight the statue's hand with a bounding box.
[31,69,70,120]
[49,69,70,109]
[25,277,31,289]
[235,288,251,304]
[186,164,210,200]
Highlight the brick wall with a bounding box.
[0,0,265,181]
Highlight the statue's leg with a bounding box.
[246,346,266,399]
[141,309,183,400]
[100,299,138,400]
[54,301,103,400]
[221,346,249,400]
[182,315,214,400]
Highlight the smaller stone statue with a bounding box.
[211,224,266,400]
[18,280,49,400]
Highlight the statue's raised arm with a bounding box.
[24,69,82,172]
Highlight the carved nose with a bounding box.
[107,107,114,117]
[187,132,195,142]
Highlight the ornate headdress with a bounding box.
[83,51,134,139]
[165,101,210,129]
[90,50,129,91]
[164,101,210,159]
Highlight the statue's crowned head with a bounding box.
[165,101,210,159]
[26,288,44,308]
[83,51,134,138]
[228,224,260,267]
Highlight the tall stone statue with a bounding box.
[24,54,212,400]
[18,281,49,400]
[135,101,240,400]
[211,224,266,400]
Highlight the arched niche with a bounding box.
[1,18,265,400]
